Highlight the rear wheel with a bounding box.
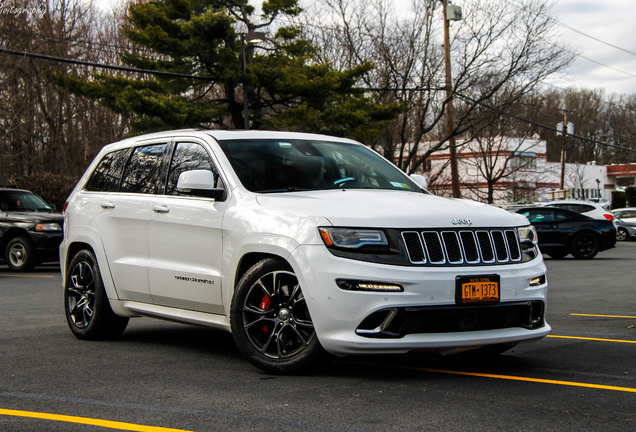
[570,232,599,259]
[5,236,36,272]
[616,228,628,241]
[230,258,324,374]
[64,249,128,340]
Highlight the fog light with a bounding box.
[529,274,546,287]
[336,279,404,292]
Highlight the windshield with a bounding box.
[218,139,421,193]
[0,190,54,212]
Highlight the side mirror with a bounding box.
[177,170,225,199]
[410,174,428,190]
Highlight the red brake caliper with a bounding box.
[259,294,272,335]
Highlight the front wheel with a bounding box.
[570,232,600,259]
[64,249,128,340]
[230,258,325,374]
[5,236,36,271]
[616,228,628,241]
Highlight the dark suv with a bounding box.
[0,188,63,271]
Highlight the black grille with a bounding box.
[357,301,545,338]
[401,229,522,266]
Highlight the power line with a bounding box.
[0,47,214,81]
[1,47,633,154]
[455,92,636,153]
[553,20,636,58]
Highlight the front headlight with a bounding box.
[518,225,538,244]
[35,222,62,232]
[518,225,539,259]
[319,227,389,249]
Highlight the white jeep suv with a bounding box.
[61,130,549,373]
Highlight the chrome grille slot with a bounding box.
[460,231,480,264]
[402,231,426,263]
[491,231,509,262]
[422,232,445,264]
[403,228,522,266]
[476,231,495,263]
[505,230,522,261]
[442,231,463,264]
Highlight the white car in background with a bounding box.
[541,200,614,221]
[611,207,636,223]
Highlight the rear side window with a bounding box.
[165,142,225,196]
[85,149,130,192]
[120,144,168,194]
[552,204,594,214]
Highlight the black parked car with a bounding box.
[0,188,63,271]
[516,207,616,259]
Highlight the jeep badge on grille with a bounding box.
[452,218,472,226]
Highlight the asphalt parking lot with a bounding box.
[0,243,634,431]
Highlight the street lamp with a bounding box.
[240,30,266,129]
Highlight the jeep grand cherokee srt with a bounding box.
[61,130,549,373]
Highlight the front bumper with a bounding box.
[293,244,550,356]
[30,231,63,263]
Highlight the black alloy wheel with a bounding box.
[230,258,324,373]
[64,249,128,340]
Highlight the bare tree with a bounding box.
[460,135,550,203]
[304,0,574,182]
[0,0,130,205]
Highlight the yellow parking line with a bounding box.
[337,361,636,393]
[411,367,636,394]
[0,408,195,432]
[571,313,636,319]
[0,274,55,278]
[547,335,636,344]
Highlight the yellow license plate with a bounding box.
[456,275,500,305]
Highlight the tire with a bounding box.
[230,258,325,374]
[64,249,128,340]
[5,236,36,272]
[570,232,600,259]
[616,228,628,241]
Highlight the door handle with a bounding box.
[100,202,115,209]
[153,205,170,214]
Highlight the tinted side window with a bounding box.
[166,142,224,197]
[120,144,168,194]
[555,204,594,214]
[524,209,555,223]
[85,149,130,192]
[623,210,636,218]
[554,210,573,221]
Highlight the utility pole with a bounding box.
[442,0,462,198]
[557,109,574,190]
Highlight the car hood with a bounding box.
[256,190,527,228]
[1,211,64,224]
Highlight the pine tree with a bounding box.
[50,0,402,140]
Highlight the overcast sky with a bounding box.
[548,0,636,95]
